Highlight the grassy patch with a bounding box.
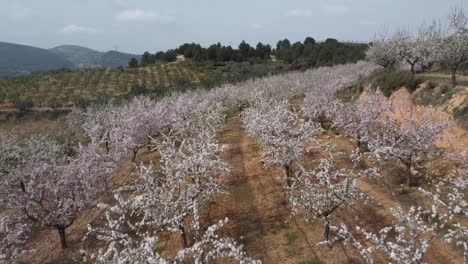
[300,259,322,264]
[453,100,468,128]
[366,69,422,97]
[257,228,267,237]
[285,231,299,245]
[412,82,457,106]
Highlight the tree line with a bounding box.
[128,37,368,70]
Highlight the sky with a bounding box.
[0,0,466,54]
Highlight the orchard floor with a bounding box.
[9,87,468,263]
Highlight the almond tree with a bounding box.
[288,158,378,242]
[417,21,443,72]
[443,224,468,264]
[242,99,322,186]
[354,205,438,264]
[85,195,259,264]
[0,134,118,248]
[421,177,467,263]
[335,178,467,264]
[0,215,32,264]
[302,79,345,125]
[368,109,449,186]
[366,33,400,69]
[302,76,359,125]
[114,97,163,161]
[331,87,390,152]
[391,30,426,74]
[151,133,229,242]
[85,132,257,263]
[436,7,468,87]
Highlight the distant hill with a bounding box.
[50,45,141,68]
[0,42,141,78]
[0,42,75,78]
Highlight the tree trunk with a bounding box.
[132,149,138,163]
[324,218,330,242]
[284,164,292,187]
[180,224,188,248]
[406,158,412,187]
[57,226,67,249]
[356,138,364,154]
[410,63,416,76]
[451,68,457,88]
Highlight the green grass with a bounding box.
[300,259,321,264]
[412,82,457,106]
[285,231,299,245]
[453,100,468,128]
[366,69,422,97]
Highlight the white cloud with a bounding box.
[60,24,98,34]
[359,19,376,26]
[322,4,351,15]
[250,23,264,30]
[285,9,312,17]
[115,9,174,22]
[7,3,33,20]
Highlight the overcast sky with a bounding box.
[0,0,466,54]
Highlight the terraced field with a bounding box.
[0,63,205,109]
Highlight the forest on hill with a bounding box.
[132,37,368,70]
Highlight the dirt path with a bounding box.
[215,114,284,263]
[214,114,357,264]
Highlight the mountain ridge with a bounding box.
[0,42,140,78]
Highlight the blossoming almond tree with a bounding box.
[420,177,467,263]
[85,195,260,264]
[350,205,438,264]
[288,158,379,242]
[368,109,449,186]
[366,33,401,69]
[335,177,467,264]
[0,215,31,264]
[85,130,257,263]
[331,87,390,152]
[242,99,322,186]
[154,133,229,241]
[0,134,118,249]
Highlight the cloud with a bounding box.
[115,9,174,22]
[7,3,33,20]
[250,23,264,30]
[285,9,312,17]
[322,4,351,15]
[60,24,98,34]
[359,19,376,26]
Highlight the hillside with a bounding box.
[50,45,141,68]
[0,42,75,78]
[0,63,204,109]
[0,42,141,78]
[0,63,466,263]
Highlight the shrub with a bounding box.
[14,98,34,112]
[453,101,468,128]
[73,97,91,109]
[95,93,112,105]
[47,98,63,109]
[127,84,148,97]
[172,77,193,91]
[426,81,438,90]
[413,82,456,106]
[367,69,422,97]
